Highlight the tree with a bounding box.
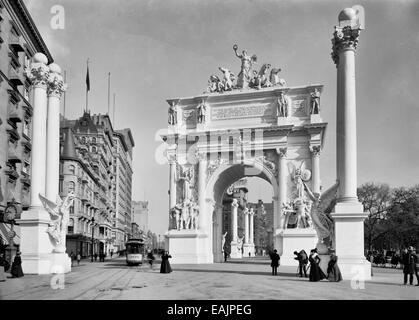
[357,182,392,251]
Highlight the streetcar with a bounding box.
[125,238,145,265]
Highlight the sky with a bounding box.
[23,0,419,236]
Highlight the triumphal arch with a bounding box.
[163,44,332,266]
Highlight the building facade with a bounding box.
[60,112,134,255]
[0,0,53,254]
[132,200,149,233]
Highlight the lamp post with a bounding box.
[91,217,95,262]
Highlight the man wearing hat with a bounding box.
[401,246,418,285]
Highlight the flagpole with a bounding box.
[86,58,89,113]
[107,72,111,115]
[113,93,116,126]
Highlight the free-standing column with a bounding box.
[331,8,370,280]
[310,145,321,194]
[198,153,207,231]
[46,63,66,201]
[243,208,249,244]
[231,199,238,242]
[249,209,254,244]
[168,154,177,220]
[276,147,287,229]
[27,53,50,209]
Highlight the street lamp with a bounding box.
[91,217,95,262]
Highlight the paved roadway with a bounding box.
[0,257,418,300]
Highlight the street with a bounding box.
[1,257,418,300]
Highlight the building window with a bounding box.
[92,137,96,144]
[68,181,75,193]
[81,137,86,144]
[68,165,75,175]
[69,205,74,214]
[68,218,74,234]
[92,146,97,153]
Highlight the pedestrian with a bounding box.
[327,250,343,282]
[248,252,251,258]
[69,251,75,267]
[76,252,81,266]
[224,248,229,263]
[160,251,172,273]
[270,249,280,275]
[294,249,308,277]
[110,250,113,258]
[402,246,418,285]
[147,250,155,269]
[94,252,98,262]
[309,249,326,282]
[10,251,24,278]
[0,252,9,282]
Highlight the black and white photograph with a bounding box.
[0,0,418,307]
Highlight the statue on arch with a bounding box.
[233,44,257,89]
[289,161,312,199]
[310,88,321,114]
[206,74,223,93]
[39,191,76,252]
[219,67,235,91]
[168,101,178,125]
[270,68,286,87]
[196,99,207,124]
[170,204,183,230]
[221,231,228,252]
[251,63,271,89]
[277,91,289,117]
[191,202,199,230]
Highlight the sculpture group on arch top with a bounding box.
[167,44,321,126]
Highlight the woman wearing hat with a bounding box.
[10,251,24,278]
[309,248,327,282]
[327,250,343,282]
[402,246,417,285]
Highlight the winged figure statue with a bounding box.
[303,180,339,250]
[288,161,312,199]
[39,191,75,252]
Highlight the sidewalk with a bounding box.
[0,257,418,300]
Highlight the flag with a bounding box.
[86,63,90,92]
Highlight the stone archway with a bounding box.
[206,160,278,263]
[163,83,328,265]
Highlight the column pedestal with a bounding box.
[229,241,242,259]
[165,229,212,264]
[275,228,318,267]
[331,202,371,280]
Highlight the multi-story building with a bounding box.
[0,0,53,253]
[60,112,135,255]
[112,128,134,249]
[132,200,149,233]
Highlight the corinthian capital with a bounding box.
[276,147,287,158]
[331,26,361,65]
[26,63,50,88]
[310,145,321,156]
[47,73,67,98]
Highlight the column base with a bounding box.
[230,241,243,258]
[275,228,318,266]
[243,243,255,258]
[166,229,213,264]
[16,208,55,275]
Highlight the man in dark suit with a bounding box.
[294,250,309,277]
[402,246,418,285]
[270,249,280,275]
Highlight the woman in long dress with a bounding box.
[160,251,172,274]
[309,249,326,282]
[10,252,24,278]
[327,251,343,282]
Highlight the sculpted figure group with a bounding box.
[206,44,287,94]
[170,199,199,231]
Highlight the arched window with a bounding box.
[92,137,97,144]
[81,137,86,144]
[68,219,74,234]
[68,181,75,193]
[68,164,75,175]
[92,146,97,153]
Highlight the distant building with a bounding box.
[60,112,134,255]
[132,201,149,232]
[247,200,274,254]
[0,0,53,253]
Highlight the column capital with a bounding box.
[167,152,177,164]
[331,26,361,65]
[276,147,287,158]
[231,198,239,208]
[195,150,207,162]
[26,63,50,89]
[47,72,67,98]
[310,145,321,156]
